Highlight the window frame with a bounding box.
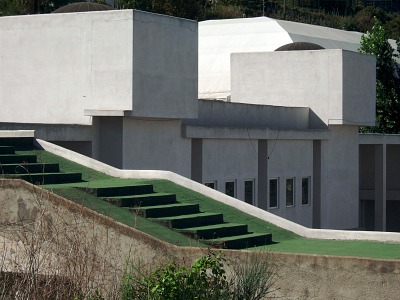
[285,177,295,207]
[204,181,217,190]
[269,178,279,209]
[225,180,236,198]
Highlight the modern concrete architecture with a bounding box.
[0,10,398,231]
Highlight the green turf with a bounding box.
[13,148,400,259]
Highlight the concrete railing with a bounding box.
[36,139,400,243]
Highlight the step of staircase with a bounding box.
[154,212,224,229]
[84,185,154,197]
[203,232,273,249]
[102,192,177,207]
[0,154,37,164]
[9,172,83,185]
[0,146,15,155]
[0,163,60,174]
[133,203,200,218]
[177,223,249,239]
[0,137,34,147]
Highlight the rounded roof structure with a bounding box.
[275,42,325,51]
[53,2,112,13]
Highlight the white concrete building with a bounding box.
[0,10,398,231]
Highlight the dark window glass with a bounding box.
[286,178,294,207]
[269,178,278,208]
[244,180,254,204]
[302,177,310,205]
[205,182,215,189]
[225,181,235,197]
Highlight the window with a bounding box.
[286,178,295,207]
[244,180,254,205]
[225,181,235,197]
[204,181,217,189]
[302,177,311,205]
[269,178,279,208]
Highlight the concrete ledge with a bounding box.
[84,109,129,117]
[183,125,330,140]
[0,130,35,138]
[36,139,400,243]
[359,133,400,144]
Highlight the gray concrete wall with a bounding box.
[267,139,313,227]
[321,125,359,229]
[201,139,258,203]
[122,118,191,177]
[131,11,198,119]
[184,99,310,130]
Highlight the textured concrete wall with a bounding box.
[131,11,198,119]
[1,179,399,300]
[184,99,309,130]
[321,125,360,229]
[201,139,258,203]
[122,118,191,177]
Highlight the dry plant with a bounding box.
[0,181,127,299]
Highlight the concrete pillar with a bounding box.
[312,140,321,228]
[258,140,268,210]
[374,144,387,231]
[191,139,202,183]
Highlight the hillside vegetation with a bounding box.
[1,0,399,39]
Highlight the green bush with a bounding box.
[121,251,232,300]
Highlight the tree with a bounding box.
[359,17,400,133]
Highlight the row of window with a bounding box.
[269,177,311,208]
[204,177,311,208]
[204,180,255,205]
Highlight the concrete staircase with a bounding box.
[0,141,82,185]
[0,137,272,249]
[87,185,272,249]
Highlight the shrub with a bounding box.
[120,251,232,300]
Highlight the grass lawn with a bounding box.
[17,149,400,260]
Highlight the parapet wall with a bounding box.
[1,179,399,299]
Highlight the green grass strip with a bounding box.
[15,149,400,259]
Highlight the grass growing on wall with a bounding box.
[16,149,400,259]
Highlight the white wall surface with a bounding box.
[267,140,313,227]
[0,10,198,125]
[320,125,359,229]
[122,118,191,177]
[231,50,376,127]
[202,139,258,203]
[198,17,365,99]
[0,10,135,125]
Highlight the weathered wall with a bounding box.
[122,118,192,177]
[1,179,399,300]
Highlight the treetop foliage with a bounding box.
[359,17,400,133]
[1,0,400,40]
